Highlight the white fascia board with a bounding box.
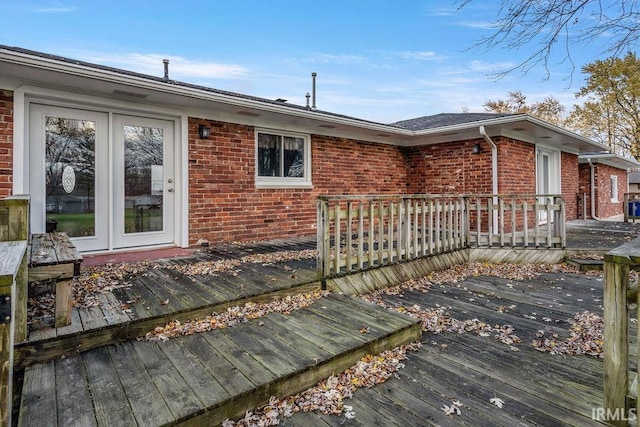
[0,48,411,137]
[579,153,640,170]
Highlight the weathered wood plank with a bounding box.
[54,279,72,327]
[83,346,137,426]
[132,340,204,419]
[107,342,174,425]
[604,258,630,425]
[178,333,254,395]
[54,356,97,427]
[17,363,57,427]
[157,338,230,409]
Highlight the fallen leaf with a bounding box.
[490,397,505,409]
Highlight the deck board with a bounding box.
[17,293,420,426]
[17,243,321,368]
[54,356,97,427]
[107,342,174,426]
[283,272,608,426]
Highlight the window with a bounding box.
[611,175,619,202]
[256,130,311,187]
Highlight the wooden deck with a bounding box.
[17,238,320,368]
[14,221,637,426]
[17,293,421,426]
[281,271,609,426]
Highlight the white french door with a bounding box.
[29,104,109,252]
[536,149,560,224]
[29,105,176,252]
[112,115,175,249]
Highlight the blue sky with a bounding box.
[2,1,608,123]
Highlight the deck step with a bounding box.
[565,257,603,271]
[17,293,422,427]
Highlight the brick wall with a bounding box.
[496,137,536,194]
[561,152,579,220]
[578,163,592,218]
[577,162,628,219]
[0,90,13,197]
[594,163,627,218]
[403,139,493,194]
[187,118,410,246]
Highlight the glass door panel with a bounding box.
[45,117,97,237]
[113,115,174,248]
[123,125,165,234]
[30,105,109,252]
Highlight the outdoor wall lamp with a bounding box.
[472,143,482,154]
[199,125,211,139]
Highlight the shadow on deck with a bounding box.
[14,220,640,426]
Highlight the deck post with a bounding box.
[624,193,629,222]
[0,240,28,427]
[0,196,29,344]
[603,255,630,426]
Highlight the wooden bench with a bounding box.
[28,232,83,328]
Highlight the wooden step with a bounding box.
[16,257,320,369]
[16,293,421,427]
[565,257,603,271]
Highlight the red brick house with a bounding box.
[0,46,636,253]
[578,153,639,219]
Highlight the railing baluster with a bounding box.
[435,199,441,253]
[511,196,517,247]
[334,203,341,275]
[358,201,364,270]
[421,199,427,256]
[378,201,384,265]
[523,200,529,247]
[428,200,434,255]
[387,201,395,264]
[346,201,353,272]
[368,201,374,268]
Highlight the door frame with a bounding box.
[15,86,188,252]
[112,114,176,249]
[536,147,561,224]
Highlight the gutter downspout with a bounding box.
[587,158,601,220]
[479,126,498,229]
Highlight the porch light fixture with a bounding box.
[472,143,482,154]
[198,125,211,139]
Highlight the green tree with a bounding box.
[566,52,640,159]
[483,90,566,126]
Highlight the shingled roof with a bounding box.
[391,113,516,130]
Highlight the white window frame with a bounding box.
[255,128,312,188]
[611,175,619,202]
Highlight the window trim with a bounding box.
[611,175,619,202]
[255,128,312,188]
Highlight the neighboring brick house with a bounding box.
[0,45,636,253]
[578,153,639,219]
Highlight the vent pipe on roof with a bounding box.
[305,92,311,109]
[311,72,317,110]
[163,59,170,80]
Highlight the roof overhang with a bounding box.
[578,153,640,170]
[0,46,610,153]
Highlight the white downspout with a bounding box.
[479,126,498,229]
[587,158,601,220]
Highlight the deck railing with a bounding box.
[603,241,640,426]
[0,195,29,427]
[317,194,565,279]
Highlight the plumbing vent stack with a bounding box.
[311,72,317,110]
[163,59,170,80]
